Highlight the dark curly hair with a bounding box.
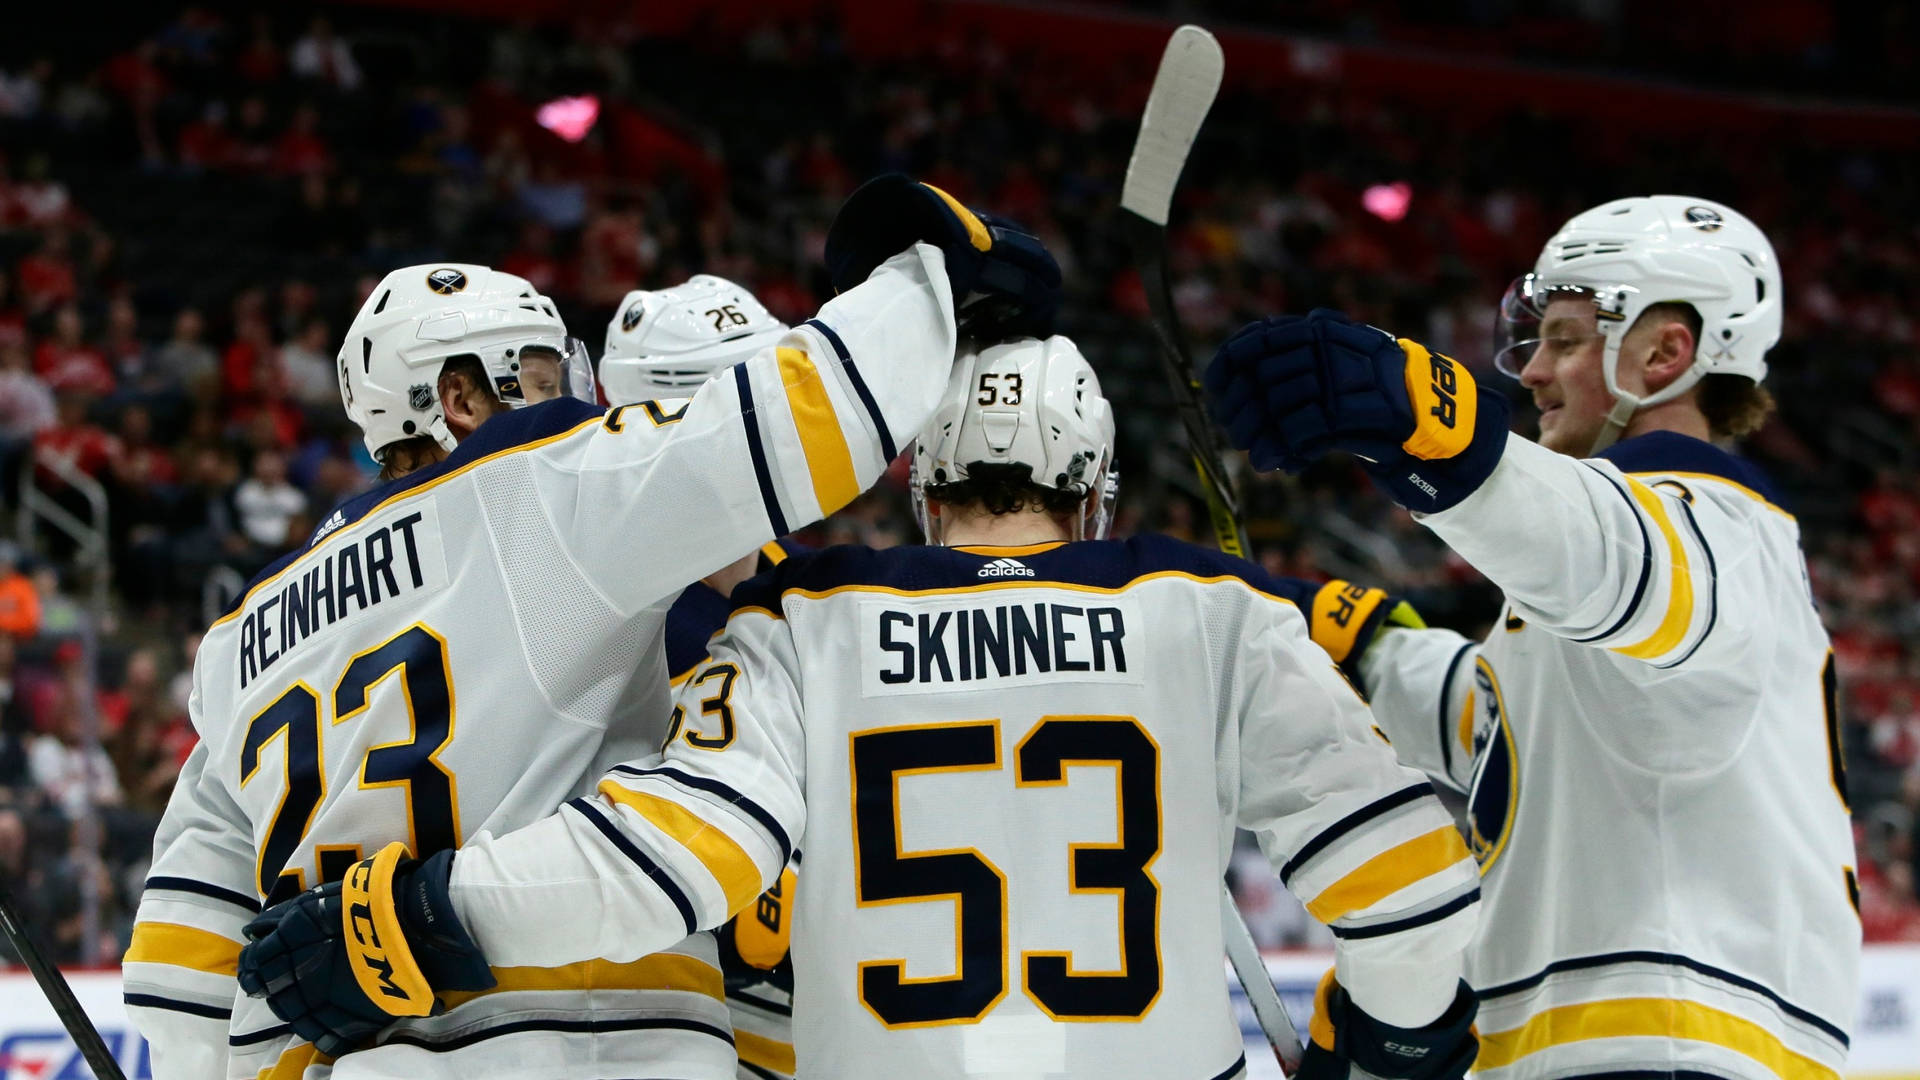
[922,463,1086,517]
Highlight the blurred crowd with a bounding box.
[0,3,1916,965]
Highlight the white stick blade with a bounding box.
[1121,24,1225,226]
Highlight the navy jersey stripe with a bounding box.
[1205,1052,1249,1080]
[144,875,262,913]
[1327,888,1477,940]
[740,1062,785,1080]
[1476,949,1848,1047]
[734,364,789,536]
[804,317,895,462]
[608,764,794,866]
[565,797,698,935]
[1436,641,1476,780]
[379,1014,733,1053]
[229,1022,293,1046]
[728,988,793,1016]
[1279,782,1431,886]
[124,993,233,1020]
[1572,465,1653,645]
[1655,496,1718,670]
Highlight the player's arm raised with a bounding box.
[123,690,259,1079]
[1206,310,1737,670]
[1230,586,1481,1080]
[537,176,1059,614]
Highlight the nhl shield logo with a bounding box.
[1683,206,1724,232]
[621,303,646,332]
[408,383,433,410]
[426,267,469,294]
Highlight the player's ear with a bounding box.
[440,369,501,438]
[1641,317,1697,394]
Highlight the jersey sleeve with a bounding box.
[450,606,803,967]
[1416,434,1746,670]
[529,245,956,615]
[123,733,258,1079]
[1229,595,1479,1028]
[1356,627,1480,795]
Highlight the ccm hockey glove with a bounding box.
[1299,969,1479,1080]
[825,173,1062,339]
[237,842,493,1056]
[1204,309,1510,513]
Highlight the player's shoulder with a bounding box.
[221,399,606,624]
[731,533,1297,609]
[1595,430,1791,518]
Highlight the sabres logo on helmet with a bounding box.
[620,302,646,333]
[426,268,469,295]
[1683,206,1724,232]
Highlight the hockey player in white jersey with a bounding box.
[237,333,1485,1080]
[1204,196,1860,1079]
[123,174,1062,1079]
[606,274,802,1080]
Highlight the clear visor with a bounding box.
[497,337,595,408]
[1492,274,1608,379]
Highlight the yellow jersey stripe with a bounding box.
[735,1028,798,1075]
[257,1041,331,1080]
[951,541,1070,556]
[776,346,859,516]
[123,921,242,977]
[598,780,764,913]
[1477,997,1838,1080]
[1611,478,1695,660]
[1305,826,1470,923]
[437,952,723,1010]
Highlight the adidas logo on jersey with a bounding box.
[977,557,1034,579]
[311,510,347,545]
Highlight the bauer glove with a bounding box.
[1205,309,1511,513]
[1266,576,1423,690]
[1299,969,1479,1080]
[825,173,1061,339]
[237,842,493,1056]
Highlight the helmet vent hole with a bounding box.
[361,337,373,373]
[1754,278,1766,302]
[373,290,391,315]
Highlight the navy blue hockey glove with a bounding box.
[825,173,1061,339]
[1204,309,1510,513]
[237,843,493,1057]
[1299,969,1479,1080]
[1265,577,1424,689]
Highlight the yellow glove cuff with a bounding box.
[342,841,435,1017]
[1308,966,1340,1052]
[920,182,992,252]
[734,866,797,971]
[1310,581,1391,662]
[1399,339,1477,460]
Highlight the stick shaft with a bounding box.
[0,878,130,1080]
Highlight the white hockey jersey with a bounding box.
[448,536,1482,1080]
[1360,431,1860,1080]
[122,246,960,1080]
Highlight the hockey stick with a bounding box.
[0,877,130,1080]
[1121,25,1308,1075]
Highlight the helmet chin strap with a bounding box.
[427,414,459,453]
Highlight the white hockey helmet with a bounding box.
[1493,195,1781,451]
[600,275,788,403]
[338,264,594,461]
[910,335,1118,545]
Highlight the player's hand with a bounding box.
[1204,309,1511,513]
[1299,969,1478,1080]
[825,173,1061,339]
[1266,576,1424,688]
[237,843,494,1056]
